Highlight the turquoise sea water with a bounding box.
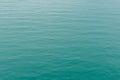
[0,0,120,80]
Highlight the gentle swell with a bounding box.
[0,0,120,80]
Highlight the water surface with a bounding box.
[0,0,120,80]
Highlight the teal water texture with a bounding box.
[0,0,120,80]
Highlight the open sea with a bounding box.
[0,0,120,80]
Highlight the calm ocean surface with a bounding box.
[0,0,120,80]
